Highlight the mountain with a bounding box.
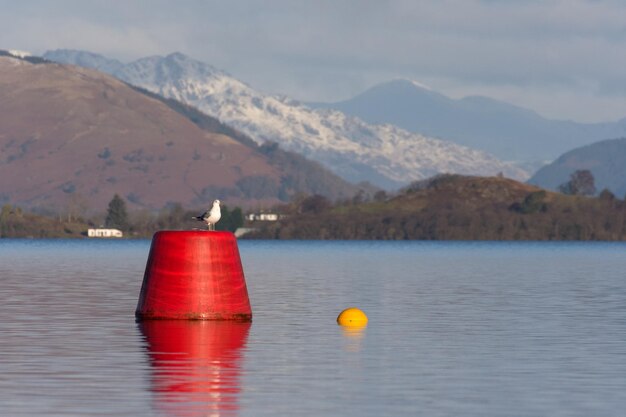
[528,137,626,197]
[0,52,359,212]
[307,79,626,164]
[42,48,125,74]
[43,49,528,188]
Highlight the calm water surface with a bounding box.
[1,239,625,416]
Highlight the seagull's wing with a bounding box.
[192,210,209,221]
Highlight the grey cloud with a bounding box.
[2,0,626,121]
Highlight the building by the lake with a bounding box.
[87,228,123,238]
[246,213,280,221]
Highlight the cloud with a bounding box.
[2,0,626,121]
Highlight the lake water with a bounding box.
[1,239,625,416]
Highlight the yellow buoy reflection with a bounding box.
[341,325,366,353]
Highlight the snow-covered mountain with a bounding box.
[44,49,529,188]
[308,79,626,164]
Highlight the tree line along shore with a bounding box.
[2,174,626,240]
[248,174,626,241]
[0,194,244,239]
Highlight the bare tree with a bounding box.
[558,170,596,196]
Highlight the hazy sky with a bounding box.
[2,0,626,123]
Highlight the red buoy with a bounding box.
[135,231,252,321]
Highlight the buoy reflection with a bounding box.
[139,320,251,417]
[341,326,366,353]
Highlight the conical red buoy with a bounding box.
[135,231,252,321]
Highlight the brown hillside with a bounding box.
[0,56,285,211]
[395,174,543,210]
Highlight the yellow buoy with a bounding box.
[337,307,368,327]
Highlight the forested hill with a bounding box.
[246,175,626,240]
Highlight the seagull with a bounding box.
[192,199,221,231]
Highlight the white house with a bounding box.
[246,213,280,222]
[87,228,123,238]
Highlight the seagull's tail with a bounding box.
[191,216,202,221]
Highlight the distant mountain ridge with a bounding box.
[528,137,626,197]
[307,79,626,164]
[43,49,528,188]
[0,52,359,211]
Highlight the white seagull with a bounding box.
[192,199,221,231]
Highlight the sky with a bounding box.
[2,0,626,123]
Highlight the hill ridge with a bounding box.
[307,79,626,163]
[529,137,626,196]
[0,53,359,211]
[43,49,529,188]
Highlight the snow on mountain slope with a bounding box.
[308,79,626,164]
[44,50,529,188]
